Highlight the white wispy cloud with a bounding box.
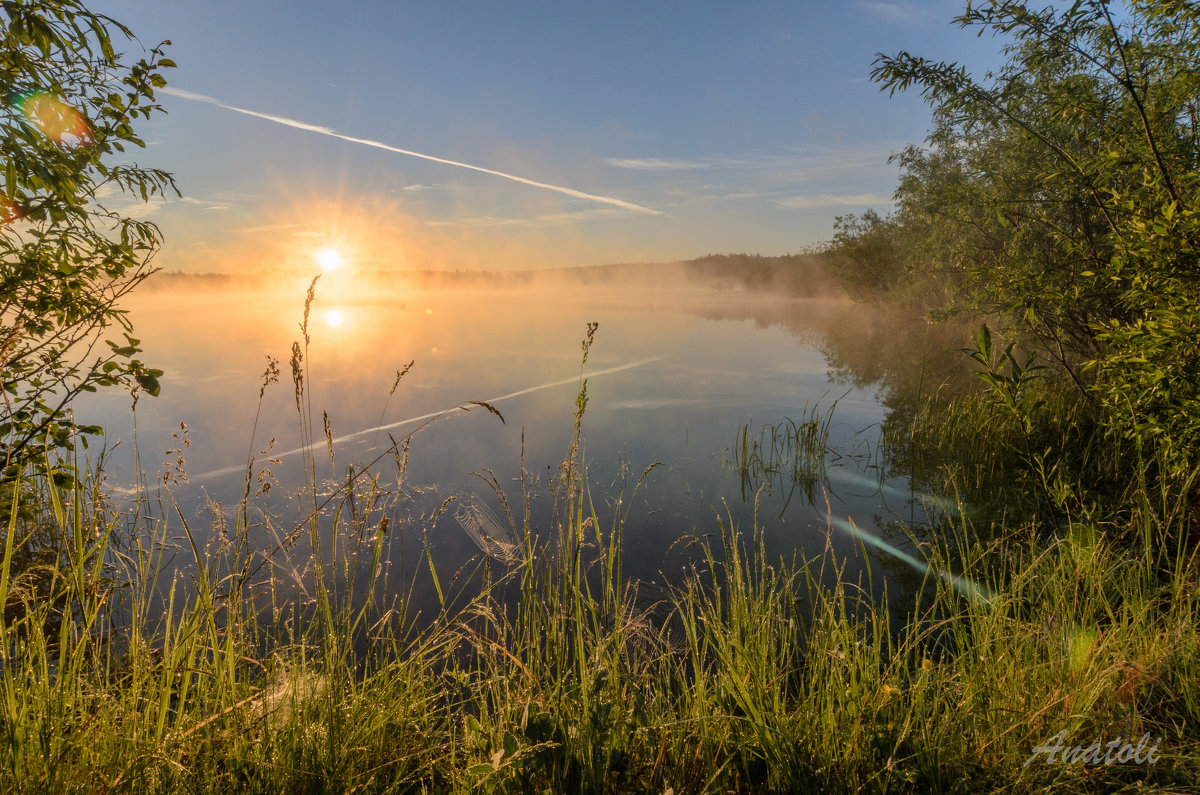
[625,143,898,205]
[424,216,525,228]
[181,196,229,211]
[776,192,892,209]
[859,1,922,24]
[161,86,661,216]
[605,144,899,188]
[711,191,773,201]
[212,190,259,202]
[237,222,307,234]
[425,207,624,228]
[604,157,710,171]
[534,208,625,224]
[125,196,167,218]
[91,182,166,218]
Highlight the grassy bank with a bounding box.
[2,339,1198,793]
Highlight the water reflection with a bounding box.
[71,270,961,623]
[323,308,345,329]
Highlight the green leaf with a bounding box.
[135,372,161,396]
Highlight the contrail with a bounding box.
[161,87,661,216]
[189,357,662,481]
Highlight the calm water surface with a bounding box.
[77,274,922,618]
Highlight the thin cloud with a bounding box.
[425,207,624,228]
[777,192,892,209]
[604,145,899,185]
[660,186,775,203]
[162,86,661,216]
[237,222,307,234]
[125,196,167,218]
[604,157,709,171]
[181,196,229,210]
[711,190,773,201]
[536,208,624,223]
[424,216,526,228]
[212,190,259,202]
[93,183,166,217]
[859,1,922,24]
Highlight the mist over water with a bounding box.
[77,264,930,618]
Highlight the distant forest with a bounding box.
[147,252,839,298]
[681,253,833,297]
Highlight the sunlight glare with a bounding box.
[315,247,344,273]
[324,309,345,328]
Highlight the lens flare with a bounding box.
[11,91,94,147]
[0,194,25,225]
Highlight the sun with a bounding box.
[315,247,344,273]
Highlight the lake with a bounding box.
[76,267,930,623]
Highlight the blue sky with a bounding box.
[91,0,1002,272]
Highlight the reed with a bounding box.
[728,397,838,512]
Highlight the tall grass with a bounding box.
[1,324,1198,792]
